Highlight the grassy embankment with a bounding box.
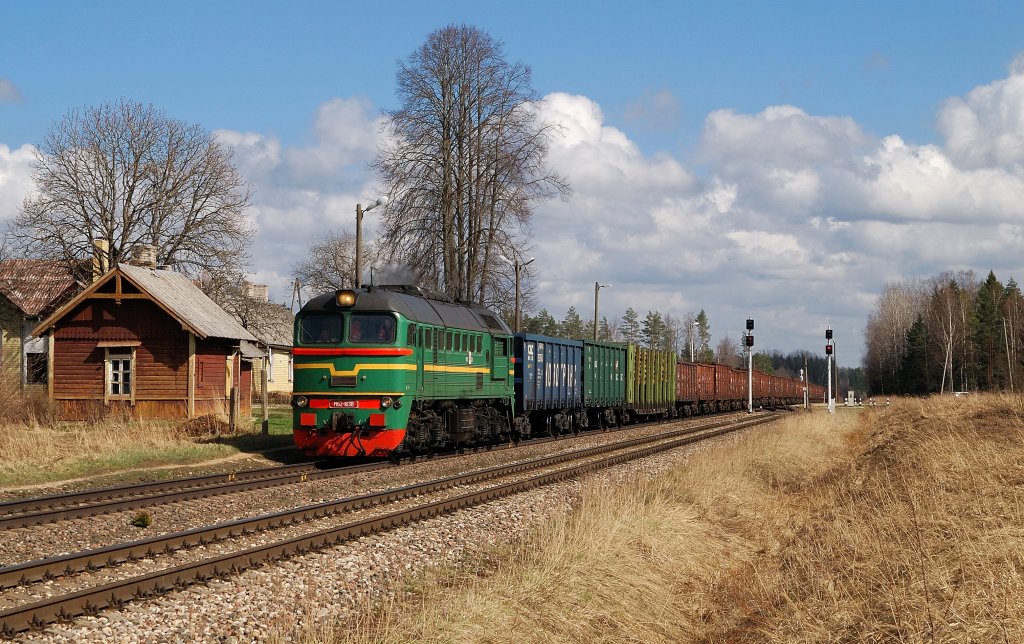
[308,396,1022,643]
[0,384,295,489]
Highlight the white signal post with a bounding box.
[745,318,754,414]
[826,327,834,414]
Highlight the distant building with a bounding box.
[238,282,294,396]
[258,303,294,395]
[0,259,82,389]
[33,262,261,420]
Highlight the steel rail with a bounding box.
[0,414,777,634]
[0,414,767,590]
[0,411,748,530]
[0,460,395,530]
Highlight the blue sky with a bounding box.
[4,1,1024,368]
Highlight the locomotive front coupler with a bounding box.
[317,411,357,435]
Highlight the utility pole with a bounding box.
[593,282,610,340]
[500,254,534,333]
[355,196,388,289]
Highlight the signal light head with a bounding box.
[825,345,833,355]
[336,290,357,307]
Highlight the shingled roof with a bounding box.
[33,264,257,342]
[0,259,80,316]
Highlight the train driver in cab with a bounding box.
[349,318,364,342]
[377,316,396,342]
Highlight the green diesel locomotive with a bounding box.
[292,285,516,458]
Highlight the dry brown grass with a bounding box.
[0,383,245,487]
[711,395,1024,643]
[299,398,1024,643]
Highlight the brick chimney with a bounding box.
[92,239,109,281]
[130,245,158,268]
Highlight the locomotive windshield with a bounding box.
[349,313,396,344]
[297,313,343,344]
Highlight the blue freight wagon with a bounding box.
[513,333,584,438]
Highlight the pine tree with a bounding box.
[695,309,713,361]
[621,308,640,344]
[561,306,585,339]
[524,309,559,336]
[641,310,665,349]
[900,315,930,394]
[974,271,1006,389]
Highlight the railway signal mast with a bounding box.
[825,327,835,413]
[745,318,754,413]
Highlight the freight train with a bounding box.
[291,285,824,459]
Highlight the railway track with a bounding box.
[0,460,383,530]
[0,412,778,635]
[0,412,735,530]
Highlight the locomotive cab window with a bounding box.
[407,324,417,346]
[349,314,396,344]
[298,314,342,344]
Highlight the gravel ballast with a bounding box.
[3,416,762,642]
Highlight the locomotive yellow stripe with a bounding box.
[424,364,490,374]
[294,362,416,377]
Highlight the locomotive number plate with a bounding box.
[330,400,358,408]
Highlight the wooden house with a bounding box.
[0,259,81,390]
[32,263,260,420]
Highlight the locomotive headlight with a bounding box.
[294,396,309,408]
[335,290,357,307]
[380,396,394,409]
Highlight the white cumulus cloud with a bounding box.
[0,143,35,224]
[938,53,1024,168]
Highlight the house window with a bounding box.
[26,353,47,384]
[107,352,132,396]
[267,349,274,382]
[288,353,293,382]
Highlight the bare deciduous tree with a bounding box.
[291,228,387,297]
[374,24,570,306]
[863,280,927,393]
[11,100,253,278]
[715,335,742,368]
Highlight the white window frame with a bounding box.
[104,348,136,403]
[267,348,274,383]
